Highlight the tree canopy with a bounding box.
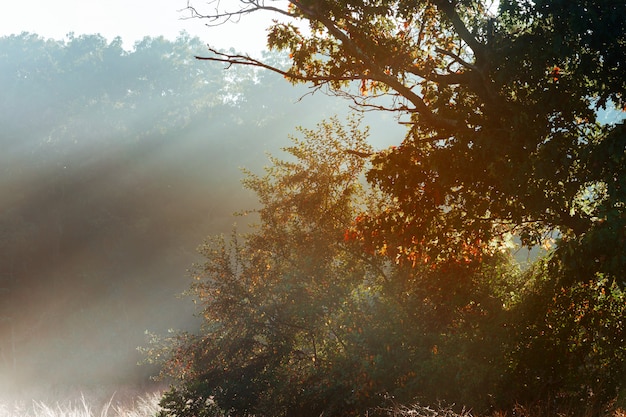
[151,0,626,415]
[190,0,625,284]
[152,115,626,416]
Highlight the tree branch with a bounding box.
[433,0,486,61]
[191,0,465,129]
[195,48,367,83]
[287,0,459,129]
[183,0,295,25]
[435,46,479,72]
[406,67,473,86]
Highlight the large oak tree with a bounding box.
[156,1,626,414]
[190,0,625,283]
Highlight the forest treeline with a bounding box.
[0,32,373,391]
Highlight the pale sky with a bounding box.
[0,0,276,54]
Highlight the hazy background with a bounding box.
[0,28,404,396]
[0,0,273,54]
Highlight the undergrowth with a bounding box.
[1,389,624,417]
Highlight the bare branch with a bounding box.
[435,46,479,72]
[182,0,296,26]
[195,48,367,83]
[329,87,415,114]
[433,0,486,61]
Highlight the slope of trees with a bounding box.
[150,0,626,415]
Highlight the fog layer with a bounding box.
[0,32,402,393]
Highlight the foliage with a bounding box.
[152,117,528,416]
[156,116,382,416]
[503,263,626,412]
[188,0,625,279]
[171,0,625,413]
[180,1,626,412]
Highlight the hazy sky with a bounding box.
[0,0,276,54]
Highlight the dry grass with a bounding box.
[3,389,624,417]
[385,402,626,417]
[381,403,473,416]
[0,390,162,417]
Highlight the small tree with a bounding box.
[152,117,521,416]
[156,116,386,416]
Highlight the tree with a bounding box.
[502,263,626,411]
[180,0,626,412]
[151,117,526,416]
[154,117,385,416]
[188,0,625,282]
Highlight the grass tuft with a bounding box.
[0,391,162,417]
[381,403,473,417]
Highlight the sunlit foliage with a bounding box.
[163,0,625,413]
[190,0,625,283]
[152,118,526,416]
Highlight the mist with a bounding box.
[0,32,404,396]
